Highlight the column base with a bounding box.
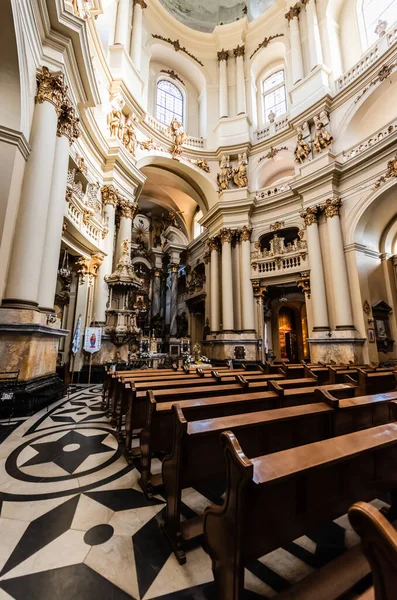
[2,298,39,310]
[308,336,366,364]
[0,307,68,381]
[202,332,260,361]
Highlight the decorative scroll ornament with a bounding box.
[217,49,229,62]
[294,128,311,163]
[77,253,104,286]
[355,62,397,104]
[167,118,188,159]
[220,228,233,244]
[152,34,204,66]
[118,197,137,219]
[301,206,318,226]
[240,226,252,242]
[160,69,185,86]
[259,146,288,162]
[36,66,67,115]
[313,116,333,153]
[323,198,341,219]
[233,153,248,188]
[217,155,233,192]
[86,182,102,213]
[270,221,285,231]
[249,34,284,60]
[297,271,311,298]
[57,99,80,144]
[123,119,137,155]
[101,185,119,208]
[373,153,397,189]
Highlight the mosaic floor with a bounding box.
[0,385,382,599]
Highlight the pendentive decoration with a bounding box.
[152,34,204,67]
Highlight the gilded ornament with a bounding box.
[259,146,288,163]
[76,155,88,175]
[233,153,248,188]
[118,197,136,219]
[194,158,210,173]
[152,34,204,66]
[363,300,371,315]
[36,66,67,115]
[270,221,285,232]
[101,185,119,208]
[312,117,333,153]
[108,95,125,139]
[57,99,80,144]
[233,45,245,58]
[160,69,185,86]
[219,228,233,244]
[294,129,311,163]
[240,226,252,242]
[217,49,229,62]
[123,119,137,155]
[208,237,220,252]
[323,198,341,219]
[297,271,311,298]
[373,153,397,189]
[134,0,147,7]
[285,4,300,21]
[249,34,284,59]
[203,251,211,264]
[217,155,233,192]
[300,206,318,226]
[167,118,188,159]
[77,253,104,286]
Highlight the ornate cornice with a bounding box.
[219,228,233,244]
[233,45,245,58]
[300,206,319,226]
[57,99,80,144]
[36,66,67,116]
[101,185,119,208]
[240,226,252,242]
[285,4,300,21]
[217,49,229,62]
[152,35,204,67]
[249,34,284,60]
[323,198,342,219]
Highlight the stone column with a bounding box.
[232,238,242,331]
[115,197,135,263]
[253,282,265,361]
[204,251,211,328]
[93,185,118,324]
[220,228,234,332]
[285,5,304,84]
[323,198,355,329]
[209,238,220,332]
[38,100,79,311]
[114,0,131,49]
[240,226,256,332]
[169,263,179,337]
[234,45,246,115]
[301,207,329,330]
[4,67,66,308]
[218,50,229,119]
[130,0,147,70]
[302,0,323,71]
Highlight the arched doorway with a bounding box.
[278,306,298,361]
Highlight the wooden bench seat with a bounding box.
[203,424,397,599]
[356,370,397,396]
[268,380,356,406]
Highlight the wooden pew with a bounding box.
[349,502,397,600]
[203,424,397,600]
[356,370,397,396]
[267,379,356,406]
[303,365,330,384]
[278,363,306,379]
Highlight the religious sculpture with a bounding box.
[312,117,333,153]
[233,153,248,188]
[217,155,232,191]
[108,95,125,139]
[167,118,188,159]
[123,119,137,155]
[294,129,311,163]
[195,158,210,172]
[192,342,202,362]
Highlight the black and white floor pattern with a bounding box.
[0,386,384,599]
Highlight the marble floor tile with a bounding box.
[71,494,114,531]
[0,518,29,573]
[109,504,165,538]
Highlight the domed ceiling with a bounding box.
[158,0,277,32]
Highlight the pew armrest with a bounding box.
[315,388,340,408]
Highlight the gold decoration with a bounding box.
[203,251,211,264]
[313,117,333,153]
[77,253,104,286]
[160,69,185,86]
[76,155,88,175]
[194,158,210,172]
[101,185,119,208]
[373,153,397,189]
[208,237,220,252]
[240,226,252,242]
[108,95,125,139]
[167,118,188,159]
[233,153,248,188]
[36,66,67,115]
[249,34,284,60]
[134,0,147,7]
[259,146,288,162]
[294,129,310,163]
[118,197,136,219]
[355,62,397,104]
[323,198,341,219]
[285,4,300,21]
[57,99,80,144]
[217,155,233,192]
[217,49,229,62]
[270,221,285,231]
[301,206,318,226]
[297,271,311,298]
[233,45,245,58]
[123,119,137,155]
[152,34,204,66]
[220,228,233,244]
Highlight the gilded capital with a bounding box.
[323,198,342,219]
[77,253,104,286]
[134,0,147,7]
[208,237,219,252]
[118,197,136,219]
[219,228,233,244]
[285,4,300,20]
[240,226,252,242]
[57,99,80,144]
[300,206,319,226]
[217,49,229,62]
[101,185,119,208]
[203,251,211,264]
[233,45,245,58]
[36,66,67,116]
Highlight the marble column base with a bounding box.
[308,336,366,364]
[202,332,259,361]
[0,308,67,381]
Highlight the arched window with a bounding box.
[359,0,396,48]
[156,79,184,126]
[262,70,287,124]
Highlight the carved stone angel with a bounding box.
[294,131,311,163]
[233,153,248,188]
[312,119,333,153]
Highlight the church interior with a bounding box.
[1,0,397,597]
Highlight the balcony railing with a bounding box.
[65,171,107,246]
[144,113,205,149]
[255,183,293,200]
[336,23,397,92]
[255,114,290,142]
[342,117,397,162]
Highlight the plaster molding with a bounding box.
[0,126,31,160]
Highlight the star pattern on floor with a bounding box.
[0,385,389,600]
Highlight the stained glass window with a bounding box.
[156,79,184,126]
